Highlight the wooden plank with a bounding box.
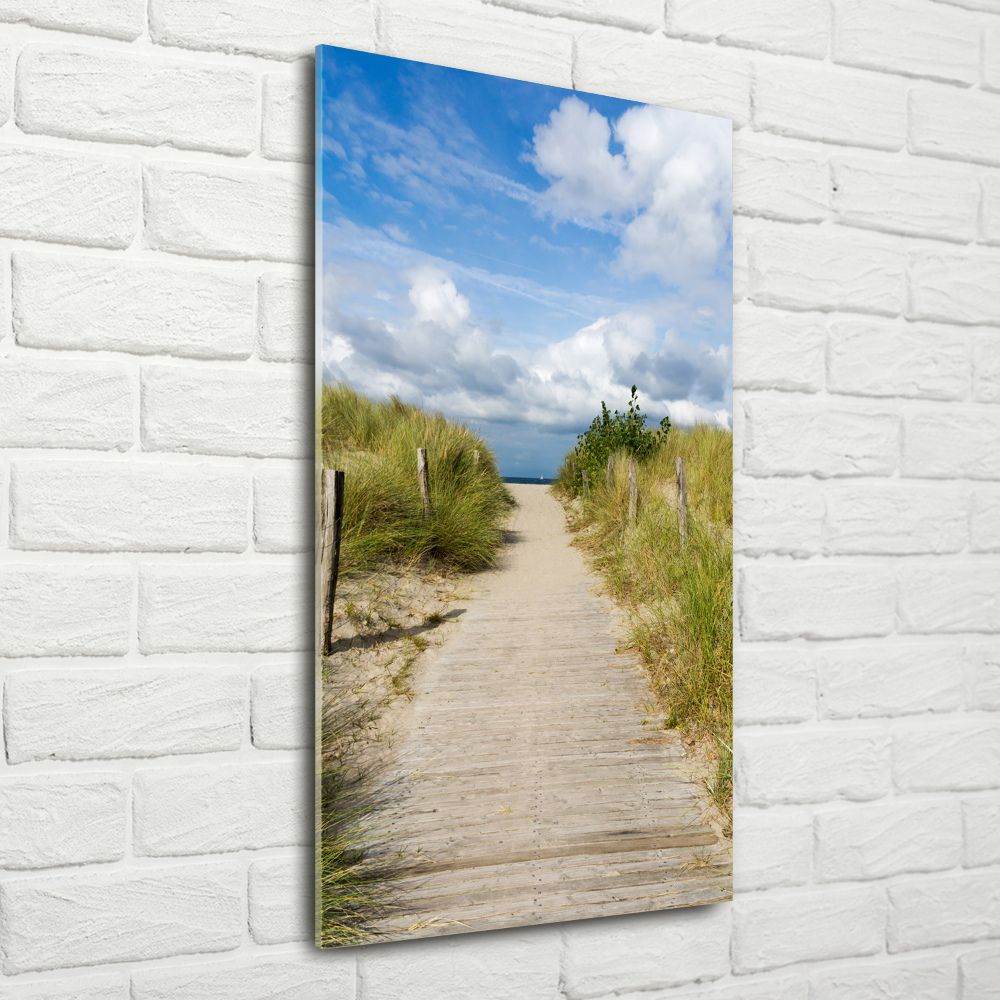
[320,468,344,655]
[417,446,431,520]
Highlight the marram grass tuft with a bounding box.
[320,382,514,573]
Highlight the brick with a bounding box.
[0,774,126,869]
[926,0,999,8]
[358,931,560,1000]
[0,864,243,974]
[816,800,961,881]
[740,563,896,641]
[754,59,906,150]
[974,332,1000,402]
[134,761,306,856]
[733,133,829,223]
[988,24,1000,93]
[2,975,126,1000]
[889,872,1000,951]
[150,0,370,60]
[910,85,1000,166]
[668,0,827,57]
[733,808,812,891]
[248,857,311,944]
[251,662,311,749]
[732,214,749,303]
[737,729,890,805]
[812,956,957,1000]
[4,668,244,763]
[743,397,899,478]
[0,360,133,451]
[12,251,255,359]
[258,271,312,363]
[486,0,662,30]
[733,886,886,973]
[964,798,1000,866]
[734,646,815,724]
[903,410,1000,479]
[967,644,1000,709]
[0,43,9,126]
[827,318,969,401]
[733,304,824,391]
[745,562,894,643]
[574,26,751,126]
[734,477,823,557]
[254,465,310,552]
[894,722,1000,791]
[378,0,574,91]
[0,146,137,249]
[16,46,256,155]
[132,958,355,1000]
[144,162,310,264]
[139,564,308,652]
[262,72,312,163]
[0,0,143,39]
[832,154,979,242]
[960,948,1000,1000]
[0,566,131,658]
[910,248,1000,326]
[833,0,979,84]
[11,460,247,552]
[819,644,964,718]
[750,224,906,315]
[900,563,1000,633]
[824,483,967,554]
[141,364,311,458]
[627,980,809,1000]
[983,174,1000,245]
[559,905,730,997]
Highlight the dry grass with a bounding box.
[555,424,733,830]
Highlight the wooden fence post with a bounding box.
[417,447,431,520]
[675,455,688,547]
[628,457,637,525]
[606,453,615,488]
[321,468,345,655]
[582,469,589,499]
[473,449,479,469]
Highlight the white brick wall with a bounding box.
[0,1,997,997]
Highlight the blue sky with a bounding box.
[316,45,732,478]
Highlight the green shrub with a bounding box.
[559,386,670,494]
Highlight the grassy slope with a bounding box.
[321,382,514,573]
[555,425,734,827]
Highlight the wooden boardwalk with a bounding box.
[367,484,730,939]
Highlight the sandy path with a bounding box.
[367,483,730,939]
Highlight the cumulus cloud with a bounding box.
[529,96,732,284]
[323,266,730,430]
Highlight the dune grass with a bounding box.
[555,424,733,827]
[317,680,394,947]
[320,382,514,573]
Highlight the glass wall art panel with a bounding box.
[315,43,733,948]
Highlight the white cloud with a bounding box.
[529,96,732,284]
[407,265,471,329]
[382,223,411,243]
[323,266,730,431]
